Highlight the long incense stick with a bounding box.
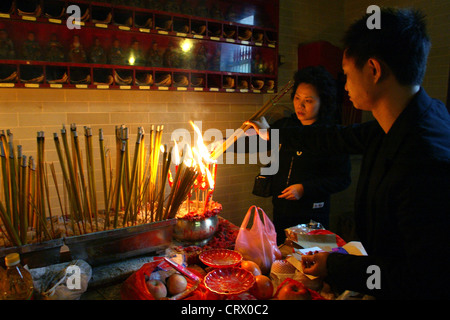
[54,132,83,235]
[71,124,92,230]
[155,146,171,222]
[85,126,98,231]
[61,126,85,232]
[99,129,109,217]
[122,130,143,226]
[113,140,126,229]
[211,80,293,160]
[19,155,27,244]
[49,162,69,235]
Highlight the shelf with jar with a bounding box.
[0,0,278,93]
[0,61,276,93]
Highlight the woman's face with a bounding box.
[293,83,320,125]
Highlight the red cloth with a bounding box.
[121,261,162,300]
[121,260,201,300]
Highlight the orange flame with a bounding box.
[189,121,216,190]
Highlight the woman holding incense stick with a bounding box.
[249,66,351,245]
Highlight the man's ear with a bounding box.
[367,58,384,83]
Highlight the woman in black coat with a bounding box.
[269,66,351,244]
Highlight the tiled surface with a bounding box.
[0,88,270,226]
[78,254,161,300]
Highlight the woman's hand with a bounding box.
[244,116,270,140]
[278,184,304,200]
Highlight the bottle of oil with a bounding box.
[0,265,6,298]
[1,253,34,300]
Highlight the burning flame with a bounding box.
[183,145,194,167]
[172,138,181,165]
[190,121,216,190]
[171,122,216,190]
[205,164,215,190]
[190,121,215,165]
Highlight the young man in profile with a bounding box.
[248,8,450,299]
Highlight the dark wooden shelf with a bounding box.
[0,0,279,93]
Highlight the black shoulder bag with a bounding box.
[252,173,273,197]
[252,150,294,198]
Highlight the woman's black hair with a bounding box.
[291,65,337,122]
[342,7,430,86]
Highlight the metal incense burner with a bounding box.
[173,215,219,246]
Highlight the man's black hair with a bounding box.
[291,65,337,122]
[343,7,431,86]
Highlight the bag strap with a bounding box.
[248,206,268,234]
[239,205,258,229]
[252,206,264,231]
[240,206,276,233]
[258,207,276,233]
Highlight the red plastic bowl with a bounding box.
[204,267,255,295]
[199,249,243,268]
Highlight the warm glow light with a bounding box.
[192,147,205,174]
[183,146,194,167]
[173,139,181,165]
[205,165,215,190]
[128,55,135,65]
[181,39,193,53]
[170,122,218,193]
[190,121,216,165]
[188,121,217,191]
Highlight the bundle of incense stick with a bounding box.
[53,125,90,234]
[210,80,294,160]
[163,145,200,220]
[110,125,150,228]
[0,130,57,247]
[52,124,164,233]
[0,122,211,244]
[54,128,83,235]
[147,125,164,221]
[122,127,151,226]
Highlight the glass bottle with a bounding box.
[0,265,6,298]
[2,253,34,300]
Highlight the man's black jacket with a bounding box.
[278,88,450,299]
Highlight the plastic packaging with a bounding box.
[120,259,201,300]
[234,206,282,274]
[1,253,34,300]
[30,259,92,300]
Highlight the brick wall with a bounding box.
[276,0,346,109]
[0,88,273,226]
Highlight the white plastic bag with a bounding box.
[30,260,92,300]
[235,206,281,274]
